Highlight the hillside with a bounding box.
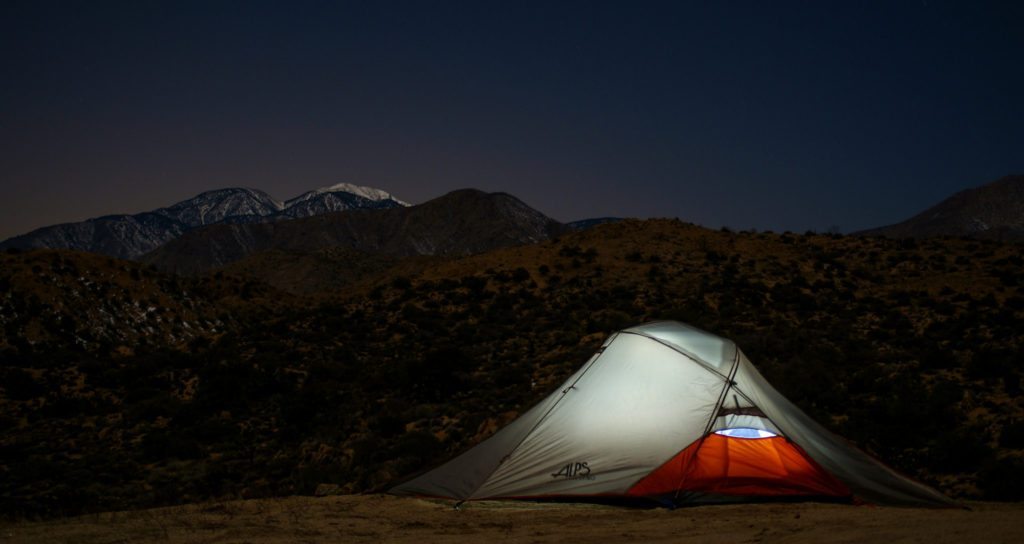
[217,248,408,295]
[143,189,567,275]
[858,175,1024,241]
[0,249,282,355]
[2,220,1023,517]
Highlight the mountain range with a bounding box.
[142,189,568,275]
[0,183,408,259]
[2,175,1021,268]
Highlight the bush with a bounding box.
[918,347,958,371]
[978,457,1024,501]
[967,349,1015,382]
[125,393,184,423]
[392,430,443,464]
[391,276,412,290]
[2,368,45,400]
[1000,421,1024,449]
[927,430,994,473]
[139,429,203,462]
[390,345,475,402]
[511,267,531,282]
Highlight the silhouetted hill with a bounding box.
[857,175,1024,241]
[142,189,568,275]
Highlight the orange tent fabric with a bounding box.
[628,433,851,498]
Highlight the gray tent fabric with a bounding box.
[390,321,954,507]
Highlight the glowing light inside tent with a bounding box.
[714,428,777,439]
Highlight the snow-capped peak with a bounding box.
[286,183,410,207]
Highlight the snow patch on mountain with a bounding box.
[157,188,286,227]
[285,183,410,207]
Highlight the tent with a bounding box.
[390,321,954,507]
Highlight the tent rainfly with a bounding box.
[390,321,954,507]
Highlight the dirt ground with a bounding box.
[2,495,1023,544]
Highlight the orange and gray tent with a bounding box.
[390,321,953,507]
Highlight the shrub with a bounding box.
[966,348,1015,382]
[2,368,45,400]
[126,393,184,423]
[139,430,203,461]
[1000,420,1024,449]
[511,267,531,282]
[392,430,443,466]
[977,457,1024,500]
[927,429,993,473]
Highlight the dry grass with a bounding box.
[2,495,1023,544]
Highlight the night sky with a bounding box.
[2,1,1021,240]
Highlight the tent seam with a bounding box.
[618,331,734,382]
[462,332,617,501]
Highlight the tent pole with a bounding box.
[671,349,742,503]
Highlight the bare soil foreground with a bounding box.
[2,495,1023,544]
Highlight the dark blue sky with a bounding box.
[2,1,1021,239]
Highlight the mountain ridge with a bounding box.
[142,189,568,275]
[0,183,408,259]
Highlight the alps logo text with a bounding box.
[551,462,594,480]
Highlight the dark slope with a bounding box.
[0,213,189,261]
[857,175,1024,241]
[0,188,282,259]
